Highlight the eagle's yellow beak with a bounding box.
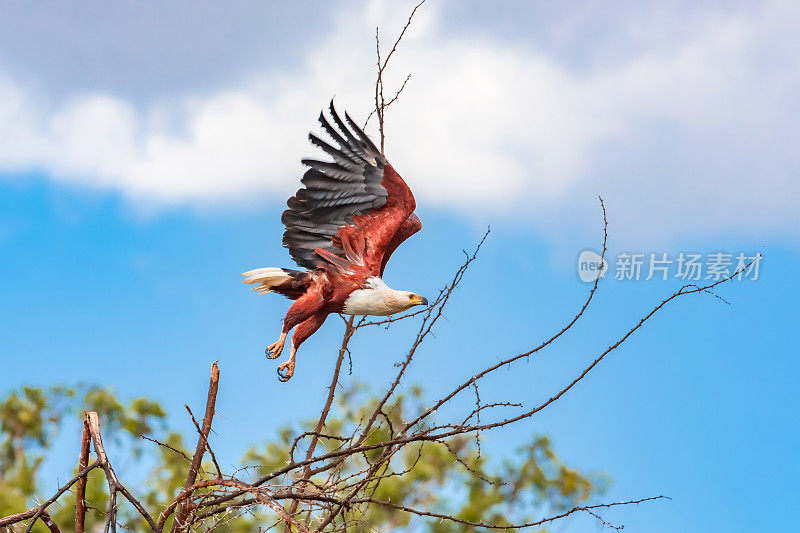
[410,294,428,306]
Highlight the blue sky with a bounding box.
[1,1,798,531]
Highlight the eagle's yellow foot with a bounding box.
[276,359,295,382]
[266,333,287,359]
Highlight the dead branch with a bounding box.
[285,316,356,531]
[85,411,161,533]
[139,434,192,463]
[185,404,222,480]
[351,494,668,530]
[2,409,161,533]
[0,462,98,529]
[75,417,91,533]
[173,361,220,532]
[40,511,61,533]
[368,0,427,151]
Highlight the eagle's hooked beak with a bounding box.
[411,295,428,306]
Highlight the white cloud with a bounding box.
[0,0,797,244]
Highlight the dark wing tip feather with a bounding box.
[280,102,389,270]
[344,110,382,158]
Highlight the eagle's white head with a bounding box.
[343,277,428,316]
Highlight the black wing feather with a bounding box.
[282,102,388,269]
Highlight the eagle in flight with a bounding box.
[243,102,426,381]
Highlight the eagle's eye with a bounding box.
[408,294,414,300]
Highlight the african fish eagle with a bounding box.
[243,102,426,381]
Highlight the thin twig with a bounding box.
[140,434,192,463]
[353,495,668,529]
[185,405,223,479]
[372,0,426,151]
[0,462,98,529]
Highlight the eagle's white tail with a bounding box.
[242,267,293,294]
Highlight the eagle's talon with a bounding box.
[277,360,295,382]
[266,339,285,359]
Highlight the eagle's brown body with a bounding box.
[243,104,425,381]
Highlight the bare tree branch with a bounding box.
[85,411,162,533]
[40,511,61,533]
[0,462,98,529]
[75,417,91,533]
[353,494,669,530]
[140,434,192,463]
[285,316,356,531]
[185,404,223,480]
[174,361,220,532]
[369,0,427,151]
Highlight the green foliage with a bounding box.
[0,384,604,532]
[1,386,74,522]
[0,385,186,532]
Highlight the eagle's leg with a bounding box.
[269,289,324,361]
[266,332,287,359]
[277,312,328,382]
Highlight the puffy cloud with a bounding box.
[0,0,797,243]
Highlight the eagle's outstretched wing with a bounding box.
[282,102,420,277]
